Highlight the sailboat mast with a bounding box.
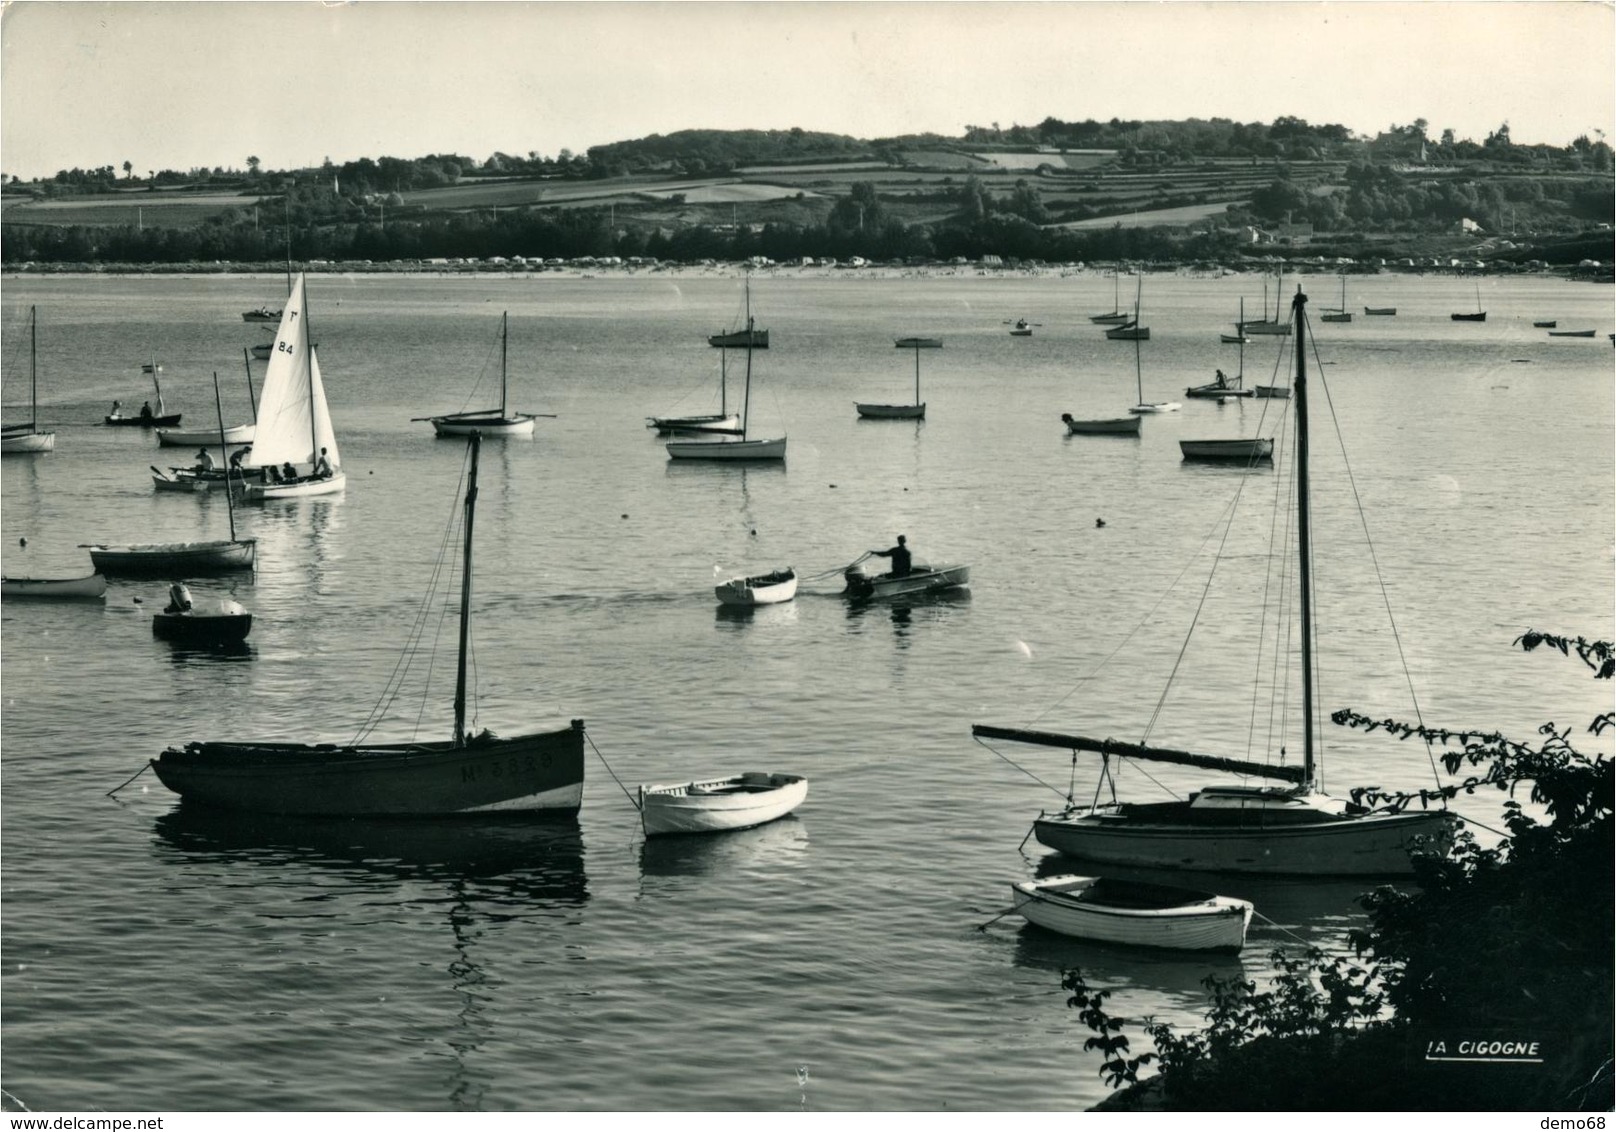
[29,306,37,427]
[453,432,482,747]
[719,347,728,416]
[1292,288,1317,787]
[242,348,258,423]
[1133,276,1144,403]
[740,337,753,442]
[1238,298,1245,380]
[298,276,319,466]
[212,373,238,543]
[913,342,921,404]
[500,311,509,417]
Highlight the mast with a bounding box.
[1133,275,1144,404]
[150,354,165,414]
[1292,288,1316,788]
[1237,298,1245,380]
[453,432,482,747]
[242,348,258,424]
[499,311,509,418]
[298,275,318,465]
[913,340,921,405]
[212,372,239,544]
[29,306,37,429]
[740,334,753,442]
[719,346,727,417]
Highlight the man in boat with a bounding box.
[1214,369,1230,389]
[281,461,297,483]
[164,583,193,613]
[870,535,912,578]
[228,446,249,475]
[194,447,215,473]
[109,400,123,420]
[313,447,333,479]
[140,401,153,422]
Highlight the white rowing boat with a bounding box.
[639,772,808,836]
[715,567,797,606]
[1010,874,1254,952]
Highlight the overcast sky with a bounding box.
[2,1,1612,180]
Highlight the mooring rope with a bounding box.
[585,731,642,811]
[105,762,152,798]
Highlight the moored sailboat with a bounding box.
[1089,272,1131,325]
[421,311,544,437]
[856,335,932,419]
[667,304,785,461]
[150,432,586,816]
[974,289,1455,876]
[2,307,56,455]
[709,275,769,348]
[648,345,741,436]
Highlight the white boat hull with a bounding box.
[1033,806,1454,876]
[155,424,255,448]
[640,773,807,836]
[666,435,786,461]
[1241,321,1291,337]
[1129,401,1181,414]
[844,563,970,600]
[2,573,107,599]
[86,539,256,576]
[1063,415,1140,435]
[2,430,55,454]
[242,471,347,500]
[715,568,798,606]
[648,414,741,437]
[1180,438,1274,461]
[1011,875,1253,952]
[856,402,925,420]
[431,414,537,437]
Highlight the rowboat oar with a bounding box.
[150,465,172,481]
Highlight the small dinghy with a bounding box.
[715,567,797,607]
[1010,874,1254,953]
[151,583,252,645]
[1,573,107,600]
[640,772,808,836]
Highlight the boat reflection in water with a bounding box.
[152,807,587,904]
[1008,913,1246,1007]
[637,814,809,881]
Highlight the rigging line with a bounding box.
[585,731,643,810]
[971,735,1072,801]
[350,448,471,744]
[1306,311,1444,790]
[1248,910,1323,950]
[1141,473,1262,750]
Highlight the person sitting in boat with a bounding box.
[264,463,282,484]
[109,400,123,420]
[870,535,912,578]
[281,461,298,483]
[1214,369,1231,389]
[139,401,154,422]
[164,582,193,614]
[194,447,215,473]
[313,447,333,479]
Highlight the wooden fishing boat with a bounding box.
[1010,874,1254,953]
[1451,283,1486,321]
[3,308,55,455]
[1104,321,1148,341]
[150,433,587,816]
[1320,275,1353,323]
[241,307,281,324]
[1009,318,1034,336]
[639,772,808,836]
[1364,307,1397,316]
[975,289,1457,876]
[857,335,930,420]
[1253,385,1291,399]
[1,573,107,599]
[84,539,255,576]
[1533,320,1557,329]
[1179,437,1274,462]
[715,567,798,607]
[843,562,970,600]
[422,311,545,437]
[106,359,181,427]
[239,275,345,499]
[1061,413,1140,436]
[1548,329,1597,338]
[1089,274,1130,324]
[893,337,942,349]
[1241,269,1291,336]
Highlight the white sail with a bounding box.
[245,274,334,472]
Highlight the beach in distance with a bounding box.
[1,268,1610,1111]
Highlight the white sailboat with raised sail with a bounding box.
[421,311,543,437]
[667,303,785,460]
[239,274,344,500]
[2,307,56,454]
[975,289,1454,876]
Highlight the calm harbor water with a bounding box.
[2,269,1611,1111]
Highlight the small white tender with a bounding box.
[639,773,808,836]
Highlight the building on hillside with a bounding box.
[1457,217,1483,235]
